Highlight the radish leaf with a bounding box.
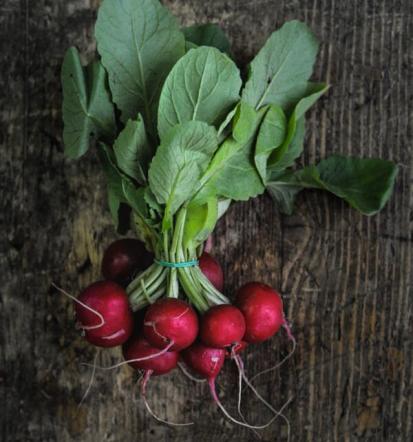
[242,21,319,110]
[183,198,218,249]
[148,122,219,230]
[267,156,398,215]
[95,0,185,133]
[182,23,231,54]
[268,83,328,174]
[193,102,266,203]
[255,105,287,184]
[61,47,115,159]
[113,116,153,185]
[158,47,241,139]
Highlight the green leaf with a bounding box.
[217,106,238,142]
[266,177,302,215]
[123,181,159,251]
[157,47,242,139]
[148,122,219,230]
[268,117,306,178]
[61,47,115,158]
[113,116,153,185]
[121,180,148,218]
[217,198,231,219]
[182,23,231,54]
[97,143,127,228]
[255,105,287,184]
[242,20,319,110]
[193,102,266,203]
[95,0,185,132]
[268,83,328,174]
[267,156,398,215]
[183,198,218,249]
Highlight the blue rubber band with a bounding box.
[154,258,199,268]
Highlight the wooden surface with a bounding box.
[1,1,412,441]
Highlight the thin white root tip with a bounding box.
[81,341,175,371]
[141,371,193,426]
[178,362,206,383]
[209,379,281,430]
[78,351,99,407]
[235,355,293,434]
[51,282,105,331]
[249,328,297,385]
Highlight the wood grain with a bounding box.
[0,0,412,441]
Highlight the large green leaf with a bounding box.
[182,23,231,54]
[95,0,185,132]
[148,122,219,230]
[242,21,319,110]
[268,83,328,174]
[157,46,242,139]
[193,102,267,203]
[113,116,153,185]
[267,156,398,215]
[61,47,115,158]
[255,105,287,184]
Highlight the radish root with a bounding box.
[140,370,193,426]
[234,354,292,440]
[208,379,284,430]
[51,282,105,331]
[249,320,297,384]
[78,351,99,407]
[81,341,175,370]
[178,362,206,383]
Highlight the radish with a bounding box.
[182,342,225,386]
[143,298,198,351]
[199,252,224,291]
[101,238,153,284]
[182,342,280,429]
[123,336,193,426]
[75,281,133,347]
[122,336,178,375]
[235,282,284,343]
[200,304,246,348]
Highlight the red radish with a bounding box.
[123,336,178,375]
[182,342,226,382]
[143,299,198,351]
[75,281,133,347]
[101,238,153,284]
[199,252,224,291]
[124,337,192,426]
[225,340,248,359]
[200,304,246,348]
[235,282,284,343]
[182,342,276,429]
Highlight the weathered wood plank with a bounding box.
[1,0,412,441]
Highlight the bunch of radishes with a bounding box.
[73,238,293,427]
[60,0,397,431]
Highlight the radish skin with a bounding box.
[236,282,284,343]
[143,299,198,351]
[75,281,133,347]
[199,252,224,291]
[200,305,246,348]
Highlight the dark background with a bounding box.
[1,0,412,441]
